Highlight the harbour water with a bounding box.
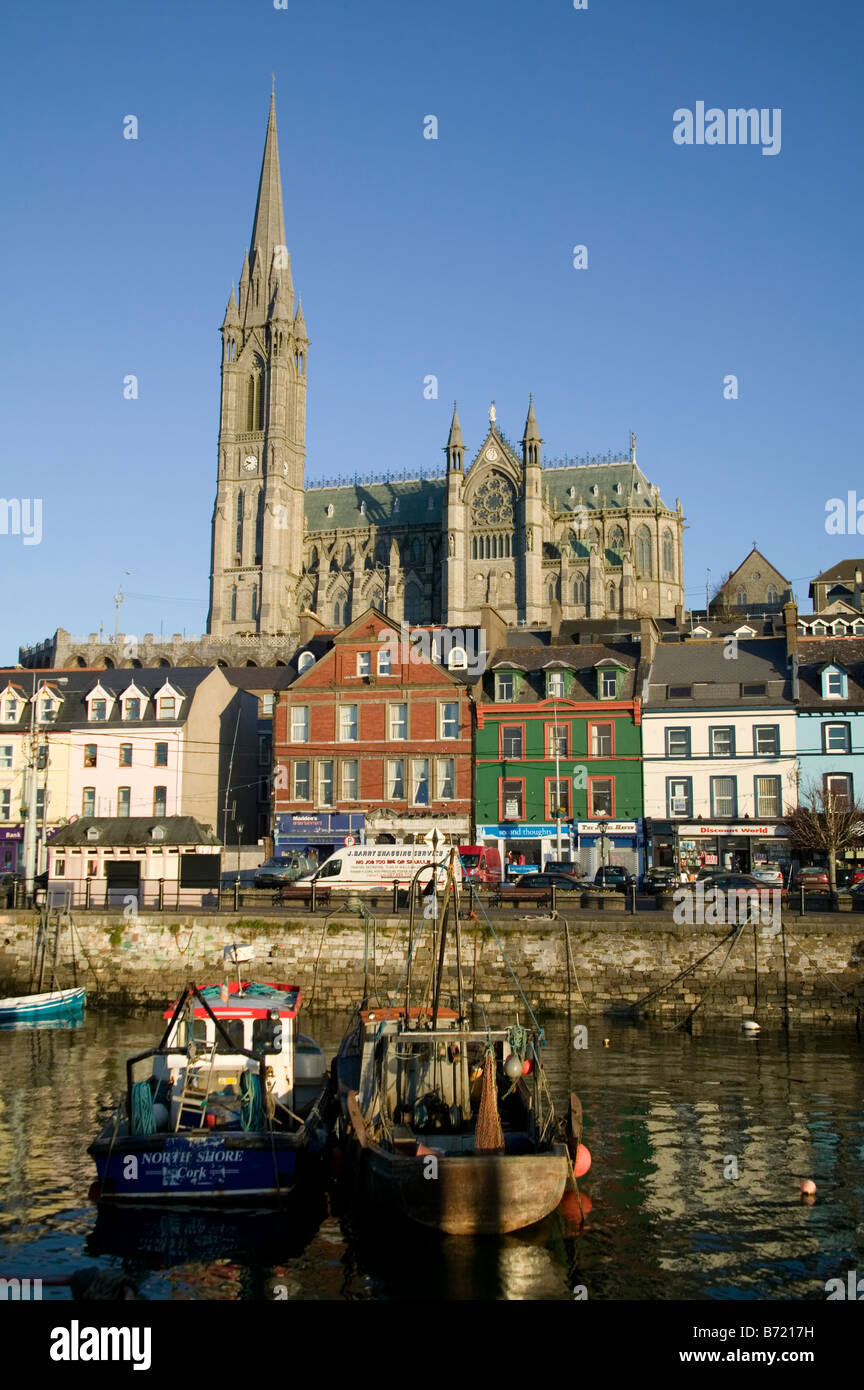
[1,1010,862,1301]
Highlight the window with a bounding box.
[124,698,141,721]
[339,705,358,742]
[662,529,674,576]
[665,728,690,758]
[824,773,852,808]
[823,723,851,753]
[547,671,565,698]
[501,724,523,758]
[54,858,66,877]
[766,585,778,604]
[589,722,613,757]
[600,670,617,699]
[118,743,132,767]
[823,668,847,698]
[377,648,392,676]
[753,725,779,756]
[411,759,429,805]
[90,699,107,721]
[709,726,735,757]
[667,685,692,699]
[155,742,169,768]
[741,683,767,698]
[294,761,310,799]
[440,702,459,739]
[710,776,737,817]
[291,706,309,742]
[318,760,334,806]
[357,652,371,677]
[83,744,97,768]
[667,778,692,817]
[153,786,167,817]
[118,787,131,817]
[495,673,515,701]
[83,787,96,817]
[40,698,55,722]
[0,789,9,821]
[547,723,569,757]
[2,698,18,722]
[736,588,747,607]
[589,777,614,817]
[261,693,276,716]
[501,779,524,819]
[548,778,570,818]
[0,746,11,769]
[387,759,405,799]
[636,527,652,574]
[297,652,315,674]
[754,776,781,818]
[258,733,272,766]
[389,703,408,740]
[436,757,455,800]
[573,575,586,605]
[158,697,176,719]
[36,787,46,819]
[341,760,358,800]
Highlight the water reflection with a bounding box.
[0,1010,861,1300]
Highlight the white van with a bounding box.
[295,844,463,893]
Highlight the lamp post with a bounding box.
[553,696,563,861]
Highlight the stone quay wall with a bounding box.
[1,908,863,1024]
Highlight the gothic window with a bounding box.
[235,491,244,560]
[573,575,586,605]
[767,584,778,603]
[230,588,237,622]
[376,540,389,567]
[307,546,319,571]
[404,584,422,622]
[609,526,625,560]
[254,491,264,566]
[246,364,264,431]
[470,474,516,529]
[344,544,353,568]
[607,582,617,614]
[548,577,560,605]
[662,528,674,576]
[411,537,422,563]
[471,537,477,559]
[333,597,349,626]
[736,588,747,606]
[588,527,600,550]
[370,590,384,612]
[636,526,652,575]
[251,587,258,622]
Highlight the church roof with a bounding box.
[305,477,445,531]
[540,462,673,515]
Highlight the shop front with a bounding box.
[476,823,564,873]
[0,826,23,874]
[274,812,366,867]
[651,822,791,876]
[575,820,642,878]
[363,809,470,848]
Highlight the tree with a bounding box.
[786,783,864,895]
[708,571,733,619]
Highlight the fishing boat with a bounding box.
[333,852,581,1236]
[89,976,331,1203]
[0,985,86,1026]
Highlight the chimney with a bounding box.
[783,599,798,661]
[479,604,508,657]
[639,615,659,664]
[674,603,685,630]
[298,609,326,646]
[550,597,562,644]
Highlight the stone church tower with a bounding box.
[207,94,308,638]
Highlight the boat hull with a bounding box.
[358,1141,571,1235]
[0,986,86,1025]
[88,1128,317,1203]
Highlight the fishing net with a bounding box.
[474,1047,505,1154]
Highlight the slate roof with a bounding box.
[644,640,793,708]
[474,642,643,703]
[50,816,220,847]
[796,638,864,709]
[811,559,864,585]
[0,667,212,731]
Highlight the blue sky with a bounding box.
[1,0,861,661]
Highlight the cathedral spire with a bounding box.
[222,285,240,328]
[445,402,464,472]
[250,93,287,287]
[522,394,541,467]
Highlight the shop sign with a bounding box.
[679,824,789,837]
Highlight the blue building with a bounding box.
[796,637,864,871]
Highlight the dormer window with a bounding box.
[547,671,565,698]
[495,672,515,702]
[325,504,334,518]
[90,699,108,721]
[297,651,315,673]
[39,697,56,721]
[2,697,19,723]
[86,826,100,842]
[158,697,177,719]
[124,697,141,721]
[86,683,114,722]
[600,671,617,698]
[448,647,467,671]
[822,667,848,699]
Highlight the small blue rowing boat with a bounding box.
[0,986,86,1026]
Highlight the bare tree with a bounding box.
[708,571,733,618]
[786,782,864,895]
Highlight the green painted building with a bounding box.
[472,638,645,875]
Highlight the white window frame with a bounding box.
[356,651,371,677]
[389,703,408,741]
[294,760,310,800]
[411,758,430,806]
[291,705,309,743]
[440,702,459,740]
[387,758,405,800]
[318,760,334,807]
[436,757,455,800]
[341,759,359,800]
[339,704,358,742]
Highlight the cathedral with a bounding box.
[206,96,686,643]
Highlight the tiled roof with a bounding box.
[49,816,220,847]
[476,642,643,703]
[796,638,864,709]
[645,639,792,708]
[304,478,444,531]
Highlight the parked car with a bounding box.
[834,867,855,889]
[794,866,830,892]
[749,866,785,889]
[640,866,679,894]
[696,872,777,900]
[253,854,316,888]
[518,872,583,892]
[544,859,578,876]
[594,865,636,893]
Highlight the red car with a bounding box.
[793,867,830,891]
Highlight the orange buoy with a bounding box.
[561,1190,593,1227]
[521,1058,533,1075]
[800,1179,817,1196]
[574,1143,592,1178]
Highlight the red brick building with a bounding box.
[272,609,473,852]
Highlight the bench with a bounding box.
[492,885,554,909]
[272,885,331,908]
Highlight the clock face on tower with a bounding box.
[243,456,258,473]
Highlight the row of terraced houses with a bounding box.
[6,558,864,890]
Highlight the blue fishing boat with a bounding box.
[0,986,86,1026]
[89,978,332,1203]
